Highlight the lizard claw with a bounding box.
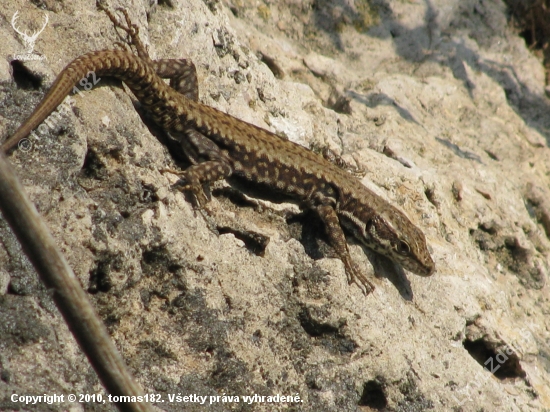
[171,178,210,210]
[115,7,140,38]
[99,3,149,60]
[343,261,375,295]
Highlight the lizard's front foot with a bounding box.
[346,265,375,295]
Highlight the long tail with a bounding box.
[2,49,169,153]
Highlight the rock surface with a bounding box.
[1,0,550,411]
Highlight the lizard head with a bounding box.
[339,206,435,277]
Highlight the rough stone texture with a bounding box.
[1,0,550,411]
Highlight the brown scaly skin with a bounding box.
[1,7,434,294]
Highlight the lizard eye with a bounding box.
[395,240,411,255]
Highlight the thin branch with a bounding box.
[0,152,156,412]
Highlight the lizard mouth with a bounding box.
[408,259,435,277]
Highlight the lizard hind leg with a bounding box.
[100,3,200,101]
[164,129,233,209]
[152,59,199,102]
[98,3,152,64]
[169,160,233,209]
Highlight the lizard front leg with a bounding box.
[315,203,375,295]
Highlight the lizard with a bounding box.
[1,6,435,295]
